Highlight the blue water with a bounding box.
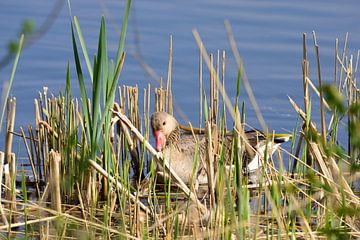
[0,0,359,145]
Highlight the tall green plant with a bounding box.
[69,2,131,203]
[70,1,130,163]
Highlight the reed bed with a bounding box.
[1,7,360,239]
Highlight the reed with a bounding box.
[0,12,360,240]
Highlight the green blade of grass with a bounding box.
[91,19,105,155]
[203,90,208,122]
[71,22,92,142]
[0,34,24,132]
[66,62,71,96]
[99,17,109,102]
[115,0,131,64]
[96,52,126,145]
[74,16,93,81]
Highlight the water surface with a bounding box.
[0,0,359,143]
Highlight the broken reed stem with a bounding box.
[7,153,17,220]
[166,35,173,115]
[4,97,17,221]
[49,150,61,213]
[312,31,326,144]
[88,159,150,215]
[0,151,9,225]
[5,97,16,165]
[155,81,166,113]
[305,76,330,110]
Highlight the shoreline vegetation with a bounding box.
[1,2,360,239]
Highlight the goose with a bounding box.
[150,111,290,185]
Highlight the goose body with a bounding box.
[151,111,290,184]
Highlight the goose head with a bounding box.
[151,112,179,152]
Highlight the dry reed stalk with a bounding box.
[37,94,49,181]
[338,32,349,90]
[215,50,220,122]
[109,191,117,227]
[4,98,16,217]
[34,99,43,178]
[302,33,310,116]
[118,86,124,110]
[126,86,144,179]
[345,57,359,163]
[146,84,151,172]
[49,150,62,213]
[113,103,141,180]
[6,153,17,222]
[289,97,360,205]
[261,188,288,237]
[166,35,173,115]
[4,98,15,203]
[0,215,58,231]
[155,84,166,113]
[221,50,226,132]
[76,182,89,231]
[305,76,330,110]
[289,195,316,240]
[88,159,150,215]
[28,125,42,182]
[20,127,40,197]
[5,97,16,164]
[312,31,327,144]
[210,53,214,123]
[291,131,303,173]
[192,28,254,160]
[112,109,209,214]
[143,89,147,135]
[115,115,122,174]
[142,85,151,173]
[205,122,215,208]
[147,83,151,128]
[130,86,140,131]
[0,198,136,238]
[199,42,203,130]
[0,151,9,225]
[43,87,49,121]
[334,38,338,86]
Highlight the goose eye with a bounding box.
[162,121,166,126]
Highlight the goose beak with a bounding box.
[154,130,166,152]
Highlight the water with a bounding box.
[0,0,359,144]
